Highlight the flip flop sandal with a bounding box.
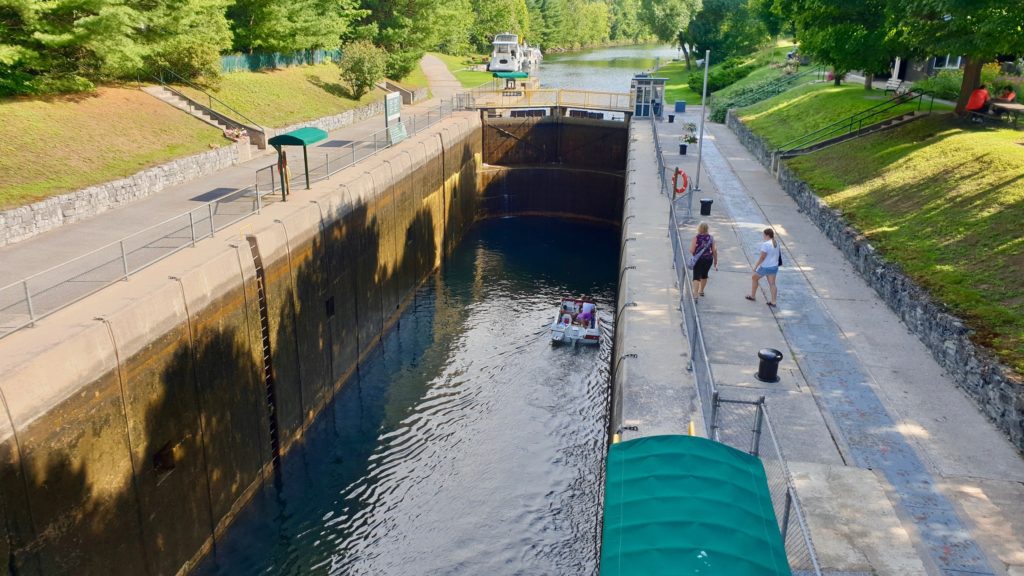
[767,302,777,308]
[745,295,756,301]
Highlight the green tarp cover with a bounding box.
[601,435,791,576]
[493,71,529,79]
[268,127,328,147]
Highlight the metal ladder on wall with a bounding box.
[247,238,282,467]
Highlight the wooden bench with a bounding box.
[884,78,904,95]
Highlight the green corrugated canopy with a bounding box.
[601,435,791,576]
[268,126,327,148]
[493,71,529,79]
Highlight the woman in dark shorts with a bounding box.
[689,222,718,297]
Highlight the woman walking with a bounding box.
[746,228,780,308]
[689,222,718,297]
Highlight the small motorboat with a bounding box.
[550,298,601,346]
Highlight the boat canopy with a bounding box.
[493,71,529,79]
[601,435,791,576]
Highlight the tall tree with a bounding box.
[687,0,768,60]
[791,0,894,87]
[609,0,648,42]
[888,0,1024,113]
[470,0,531,51]
[639,0,701,44]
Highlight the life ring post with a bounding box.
[672,167,689,195]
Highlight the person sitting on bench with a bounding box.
[966,84,992,118]
[993,85,1017,104]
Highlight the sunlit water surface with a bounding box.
[539,44,680,92]
[195,218,618,575]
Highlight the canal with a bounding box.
[195,217,620,575]
[539,44,678,92]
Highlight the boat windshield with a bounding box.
[495,44,511,54]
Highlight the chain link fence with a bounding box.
[654,115,823,575]
[220,49,341,74]
[0,97,467,340]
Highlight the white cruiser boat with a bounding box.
[522,44,543,69]
[550,298,601,346]
[488,33,524,72]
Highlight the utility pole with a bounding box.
[692,50,710,215]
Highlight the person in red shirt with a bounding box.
[966,84,991,113]
[994,85,1017,103]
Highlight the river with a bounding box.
[195,218,620,575]
[538,43,679,92]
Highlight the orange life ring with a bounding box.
[672,168,689,195]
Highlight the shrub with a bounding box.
[913,62,1011,100]
[687,63,757,93]
[338,40,387,98]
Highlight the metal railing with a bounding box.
[0,97,467,340]
[777,89,934,154]
[653,115,822,575]
[469,88,634,112]
[153,67,265,133]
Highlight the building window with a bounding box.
[933,55,962,69]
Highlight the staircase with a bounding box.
[140,68,268,153]
[772,90,937,170]
[779,110,928,159]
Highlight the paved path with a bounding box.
[655,109,1024,575]
[0,57,463,286]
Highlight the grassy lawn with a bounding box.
[660,42,797,107]
[786,115,1024,374]
[429,52,494,88]
[658,60,704,106]
[179,63,387,128]
[0,87,226,208]
[738,83,954,147]
[398,63,430,90]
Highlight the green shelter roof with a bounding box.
[493,71,529,79]
[268,127,328,148]
[601,435,791,576]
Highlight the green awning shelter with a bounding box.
[492,71,529,79]
[601,435,791,576]
[268,127,328,196]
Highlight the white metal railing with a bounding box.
[0,97,466,340]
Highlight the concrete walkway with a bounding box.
[0,57,463,284]
[656,109,1024,575]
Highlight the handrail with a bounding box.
[778,90,924,153]
[151,67,265,131]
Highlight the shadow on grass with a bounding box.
[306,74,356,100]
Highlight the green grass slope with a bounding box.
[179,63,386,128]
[738,83,953,147]
[786,115,1024,374]
[0,88,226,208]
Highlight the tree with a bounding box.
[791,0,894,87]
[425,0,474,54]
[686,0,768,60]
[140,0,233,79]
[610,0,648,42]
[639,0,701,43]
[887,0,1024,113]
[337,39,386,97]
[470,0,531,51]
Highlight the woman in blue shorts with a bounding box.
[746,228,780,308]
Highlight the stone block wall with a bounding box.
[726,110,1024,451]
[0,143,242,248]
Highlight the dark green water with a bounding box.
[194,217,618,575]
[540,44,680,92]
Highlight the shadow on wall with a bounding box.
[1,129,481,576]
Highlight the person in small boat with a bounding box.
[579,301,596,328]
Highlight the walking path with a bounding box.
[0,57,462,284]
[657,108,1024,575]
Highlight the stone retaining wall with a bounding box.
[275,100,386,135]
[726,110,1024,451]
[0,93,417,248]
[0,143,242,247]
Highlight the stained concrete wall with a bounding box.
[479,116,628,223]
[0,113,482,576]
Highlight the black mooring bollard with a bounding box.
[755,348,783,383]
